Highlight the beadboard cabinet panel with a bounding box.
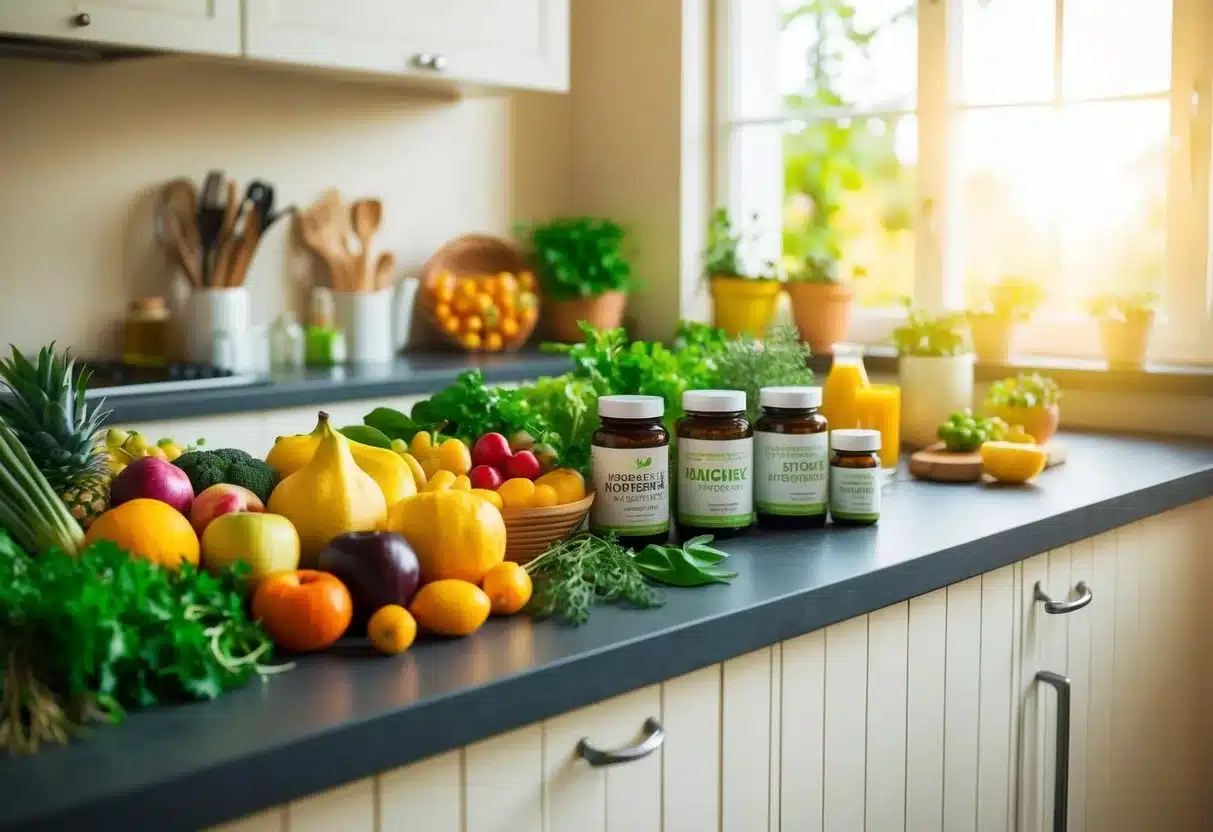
[0,0,241,54]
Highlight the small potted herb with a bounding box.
[1085,290,1160,368]
[967,275,1046,363]
[704,208,782,337]
[982,373,1062,445]
[523,217,634,343]
[785,251,854,354]
[891,304,975,448]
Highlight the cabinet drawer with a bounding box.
[0,0,241,55]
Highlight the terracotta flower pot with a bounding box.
[967,313,1016,363]
[785,281,854,353]
[709,275,782,337]
[988,403,1060,445]
[1098,314,1153,369]
[545,290,628,342]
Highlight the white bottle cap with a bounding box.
[682,389,747,413]
[760,386,823,410]
[598,394,664,420]
[831,428,882,452]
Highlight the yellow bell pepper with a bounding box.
[409,432,473,478]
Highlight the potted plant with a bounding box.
[891,305,974,448]
[523,217,634,343]
[966,275,1046,363]
[785,253,854,353]
[1085,290,1160,368]
[982,373,1062,445]
[704,208,782,337]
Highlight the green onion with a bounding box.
[0,421,83,555]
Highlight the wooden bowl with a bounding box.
[418,234,539,352]
[503,493,594,564]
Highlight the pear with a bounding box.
[268,412,388,566]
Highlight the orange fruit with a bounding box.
[452,295,474,315]
[485,333,504,352]
[529,484,559,508]
[497,477,536,510]
[478,275,498,293]
[441,316,461,335]
[252,570,353,652]
[481,562,533,616]
[462,332,482,350]
[495,274,518,300]
[434,285,454,304]
[474,293,494,313]
[535,469,587,505]
[85,498,200,569]
[367,605,417,654]
[519,271,536,291]
[463,316,484,333]
[501,318,520,338]
[458,279,479,298]
[409,579,492,637]
[434,302,452,321]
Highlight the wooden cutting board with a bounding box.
[909,441,1068,483]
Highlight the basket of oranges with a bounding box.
[419,234,541,352]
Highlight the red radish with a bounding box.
[110,456,195,516]
[469,464,505,491]
[471,432,513,470]
[505,450,542,481]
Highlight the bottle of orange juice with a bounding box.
[821,343,869,430]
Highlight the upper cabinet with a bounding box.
[243,0,569,92]
[0,0,241,56]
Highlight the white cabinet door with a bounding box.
[244,0,569,92]
[0,0,240,55]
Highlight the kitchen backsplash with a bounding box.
[0,57,571,357]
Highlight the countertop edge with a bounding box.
[29,464,1213,832]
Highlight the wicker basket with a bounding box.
[418,234,538,351]
[503,493,594,564]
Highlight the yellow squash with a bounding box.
[267,417,418,505]
[385,490,506,584]
[267,412,388,564]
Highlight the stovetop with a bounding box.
[82,361,263,399]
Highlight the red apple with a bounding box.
[110,456,195,516]
[191,483,265,535]
[469,464,505,490]
[316,531,421,635]
[505,450,542,480]
[471,432,513,471]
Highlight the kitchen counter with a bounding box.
[3,432,1213,831]
[94,351,574,423]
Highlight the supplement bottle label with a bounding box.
[678,438,753,527]
[590,446,670,535]
[754,431,828,516]
[829,467,881,521]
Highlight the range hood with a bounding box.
[0,33,152,64]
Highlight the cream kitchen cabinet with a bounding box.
[242,0,570,92]
[0,0,241,56]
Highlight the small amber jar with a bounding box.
[829,428,882,526]
[754,386,829,530]
[676,389,753,539]
[122,297,171,367]
[590,395,670,547]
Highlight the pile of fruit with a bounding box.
[424,270,540,352]
[936,407,1048,484]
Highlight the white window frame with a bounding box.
[716,0,1213,364]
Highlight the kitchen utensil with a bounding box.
[161,206,203,288]
[197,171,226,286]
[297,191,355,291]
[161,178,200,249]
[908,441,1067,483]
[228,203,263,288]
[325,188,360,269]
[212,181,244,287]
[351,198,382,290]
[373,251,396,291]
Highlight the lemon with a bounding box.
[410,579,491,637]
[980,441,1047,484]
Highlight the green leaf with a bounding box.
[339,424,394,449]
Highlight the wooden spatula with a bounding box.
[373,251,396,291]
[350,198,383,291]
[297,197,353,291]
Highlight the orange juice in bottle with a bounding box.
[821,343,869,430]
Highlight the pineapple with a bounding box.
[0,345,112,529]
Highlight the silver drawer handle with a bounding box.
[1034,580,1092,614]
[413,53,448,71]
[1036,670,1072,832]
[576,717,664,766]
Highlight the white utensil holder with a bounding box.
[333,289,395,363]
[899,353,975,448]
[184,287,251,370]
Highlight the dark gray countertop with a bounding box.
[4,431,1213,831]
[96,351,573,423]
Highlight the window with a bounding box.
[717,0,1213,361]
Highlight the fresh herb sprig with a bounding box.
[714,325,814,422]
[525,532,661,625]
[632,536,737,587]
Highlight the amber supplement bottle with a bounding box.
[754,386,829,529]
[829,429,882,526]
[676,389,753,539]
[590,395,670,547]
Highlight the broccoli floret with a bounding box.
[173,448,280,503]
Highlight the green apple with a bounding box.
[201,511,300,585]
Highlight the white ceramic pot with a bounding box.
[184,287,251,370]
[332,289,395,364]
[899,353,975,448]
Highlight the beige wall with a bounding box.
[0,56,571,356]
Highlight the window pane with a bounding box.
[957,101,1169,312]
[782,115,917,309]
[779,0,917,112]
[1062,0,1171,99]
[960,0,1055,105]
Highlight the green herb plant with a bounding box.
[936,409,1007,453]
[891,303,970,357]
[523,532,661,625]
[0,534,284,754]
[983,373,1061,410]
[632,536,737,587]
[714,325,814,422]
[789,253,842,284]
[704,208,767,279]
[1084,290,1160,323]
[522,217,634,301]
[972,275,1047,322]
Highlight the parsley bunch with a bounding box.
[403,370,562,450]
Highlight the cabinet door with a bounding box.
[0,0,240,55]
[244,0,569,92]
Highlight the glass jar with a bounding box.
[122,297,170,367]
[676,389,753,539]
[754,386,829,529]
[829,428,882,526]
[590,395,670,547]
[821,342,869,430]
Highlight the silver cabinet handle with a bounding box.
[73,12,91,26]
[1034,581,1092,614]
[576,717,664,767]
[413,53,448,71]
[1035,670,1072,832]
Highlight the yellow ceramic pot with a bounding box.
[709,275,783,337]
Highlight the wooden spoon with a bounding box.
[350,198,383,291]
[296,203,350,291]
[373,251,396,292]
[162,206,202,288]
[228,204,263,288]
